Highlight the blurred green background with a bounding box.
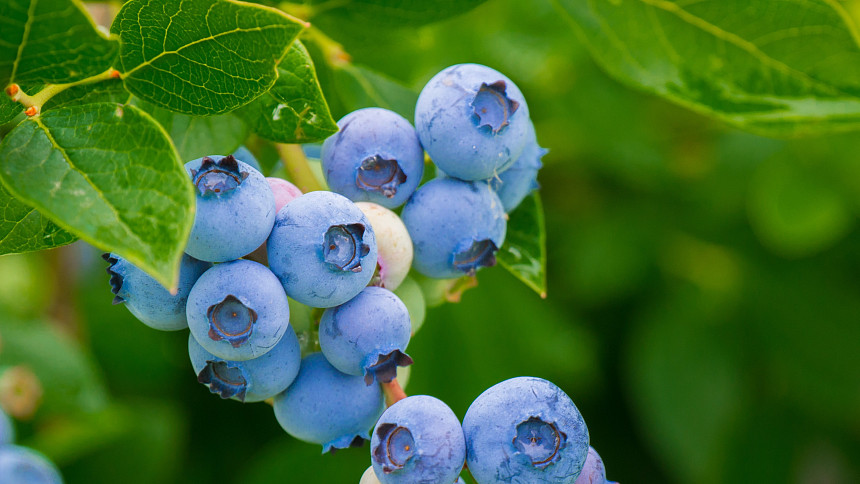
[3,0,860,482]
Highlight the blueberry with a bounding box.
[266,177,303,213]
[0,445,63,484]
[415,64,530,181]
[186,260,290,361]
[188,327,300,403]
[319,286,412,385]
[463,377,589,484]
[575,446,617,484]
[0,407,13,446]
[360,466,382,484]
[232,146,263,173]
[489,121,546,213]
[103,253,211,331]
[184,155,276,262]
[401,178,506,278]
[355,202,413,290]
[273,353,385,453]
[321,108,424,208]
[370,395,466,484]
[267,191,378,308]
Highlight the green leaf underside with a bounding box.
[333,63,418,120]
[556,0,860,136]
[0,0,118,86]
[498,192,547,297]
[42,78,131,111]
[111,0,305,115]
[0,93,22,125]
[136,99,248,161]
[0,182,77,254]
[0,103,193,289]
[237,40,337,143]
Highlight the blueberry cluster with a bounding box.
[103,64,615,483]
[104,148,412,451]
[0,407,63,483]
[361,378,617,484]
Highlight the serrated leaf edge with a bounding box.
[0,103,192,290]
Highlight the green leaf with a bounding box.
[310,0,488,27]
[0,318,109,416]
[0,103,194,289]
[42,78,131,111]
[497,192,547,297]
[332,63,418,120]
[237,41,337,143]
[135,99,248,162]
[0,92,22,126]
[0,0,118,86]
[0,183,77,254]
[111,0,305,115]
[555,0,860,136]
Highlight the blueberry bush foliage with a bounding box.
[2,0,860,482]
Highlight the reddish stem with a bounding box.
[381,379,407,407]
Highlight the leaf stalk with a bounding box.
[5,68,120,116]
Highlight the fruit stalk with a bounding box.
[381,378,407,407]
[275,144,324,193]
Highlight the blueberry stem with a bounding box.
[444,275,479,303]
[275,143,324,193]
[277,2,314,20]
[279,1,347,22]
[301,26,351,67]
[381,379,407,407]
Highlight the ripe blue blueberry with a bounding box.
[184,155,276,262]
[463,377,589,484]
[319,286,413,385]
[371,395,466,484]
[489,122,546,213]
[401,178,506,278]
[0,445,63,484]
[356,202,413,290]
[415,63,530,181]
[273,353,385,453]
[267,191,378,308]
[103,253,210,331]
[188,327,300,403]
[0,407,13,446]
[232,146,262,173]
[186,260,290,361]
[321,108,424,209]
[575,446,617,484]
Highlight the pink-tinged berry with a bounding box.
[266,177,303,212]
[356,202,413,290]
